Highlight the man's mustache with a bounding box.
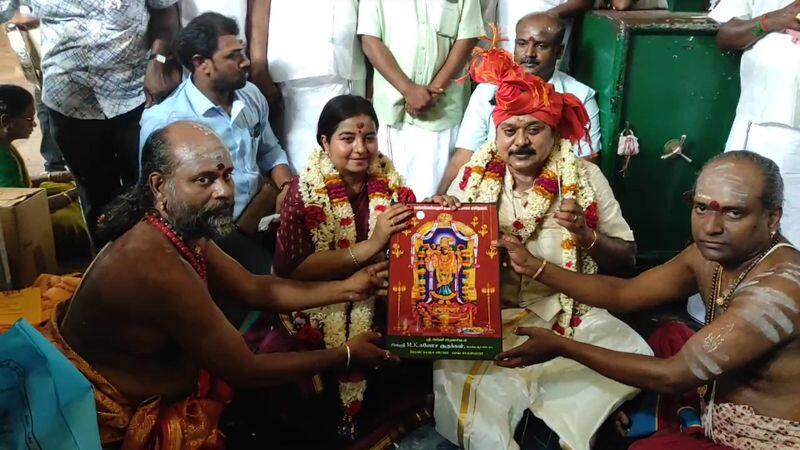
[520,57,539,66]
[202,201,235,216]
[509,146,535,156]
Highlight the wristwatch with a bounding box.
[146,51,169,64]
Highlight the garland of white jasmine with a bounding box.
[298,147,407,420]
[459,139,599,337]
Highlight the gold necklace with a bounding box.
[705,237,779,324]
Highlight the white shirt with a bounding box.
[179,0,247,41]
[455,70,601,157]
[268,0,365,83]
[709,0,800,128]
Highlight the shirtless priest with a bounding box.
[494,150,800,449]
[49,121,399,449]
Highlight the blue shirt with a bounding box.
[139,77,289,219]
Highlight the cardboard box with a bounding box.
[0,188,57,288]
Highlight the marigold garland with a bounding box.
[297,147,409,431]
[458,139,599,337]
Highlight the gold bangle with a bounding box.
[347,247,360,267]
[584,229,598,251]
[532,259,548,280]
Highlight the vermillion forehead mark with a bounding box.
[190,123,212,136]
[217,163,225,170]
[709,200,721,211]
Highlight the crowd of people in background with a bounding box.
[0,0,799,449]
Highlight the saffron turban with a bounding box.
[465,25,591,145]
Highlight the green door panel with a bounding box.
[573,11,741,265]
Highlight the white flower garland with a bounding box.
[298,147,407,416]
[460,139,598,337]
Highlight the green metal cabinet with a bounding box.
[572,11,741,265]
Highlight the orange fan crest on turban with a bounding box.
[465,24,591,146]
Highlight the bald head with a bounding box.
[157,121,232,171]
[517,13,565,43]
[514,13,565,80]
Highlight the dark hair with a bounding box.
[699,150,784,211]
[0,84,34,118]
[516,12,566,45]
[316,95,379,146]
[96,127,176,242]
[175,12,239,72]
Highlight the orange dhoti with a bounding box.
[43,276,231,449]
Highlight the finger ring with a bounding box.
[383,350,392,360]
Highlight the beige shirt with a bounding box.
[448,159,634,321]
[357,0,484,131]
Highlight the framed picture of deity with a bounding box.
[387,203,502,360]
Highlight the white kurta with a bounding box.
[266,0,366,173]
[179,0,247,41]
[434,160,653,450]
[378,123,460,200]
[281,77,366,174]
[709,0,800,245]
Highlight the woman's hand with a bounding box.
[494,326,565,368]
[346,331,400,369]
[422,194,461,209]
[342,261,389,300]
[370,203,413,248]
[492,235,542,278]
[554,199,594,248]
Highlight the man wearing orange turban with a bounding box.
[438,13,601,194]
[432,27,652,450]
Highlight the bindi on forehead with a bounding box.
[216,163,225,170]
[356,121,365,134]
[526,36,552,46]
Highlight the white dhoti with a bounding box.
[434,306,652,450]
[378,123,459,200]
[279,75,366,173]
[725,116,800,245]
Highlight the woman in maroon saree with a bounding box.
[251,95,457,449]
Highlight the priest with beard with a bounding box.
[47,120,398,449]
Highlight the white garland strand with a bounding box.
[298,147,406,416]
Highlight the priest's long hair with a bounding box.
[95,128,174,242]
